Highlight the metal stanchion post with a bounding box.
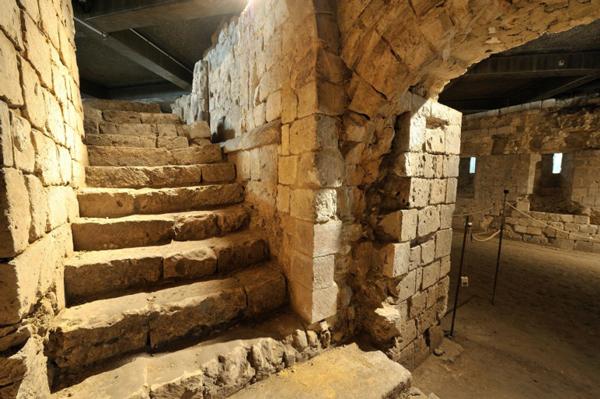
[449,215,471,338]
[491,189,509,305]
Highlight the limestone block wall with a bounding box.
[0,1,84,396]
[456,99,600,253]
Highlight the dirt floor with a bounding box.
[412,234,600,399]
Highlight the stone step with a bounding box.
[84,99,162,113]
[230,344,412,399]
[102,111,181,125]
[85,133,189,149]
[77,183,244,218]
[86,145,223,167]
[72,205,249,251]
[65,230,268,303]
[51,312,325,398]
[47,263,287,372]
[85,163,235,189]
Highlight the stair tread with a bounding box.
[87,144,222,167]
[85,163,235,188]
[73,205,246,225]
[77,183,244,218]
[48,263,287,371]
[66,229,264,268]
[51,312,311,398]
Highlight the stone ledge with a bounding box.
[222,119,281,154]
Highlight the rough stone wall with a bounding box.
[174,0,600,368]
[457,98,600,253]
[0,1,84,397]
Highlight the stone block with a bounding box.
[278,155,298,185]
[418,206,441,237]
[392,270,417,302]
[0,102,13,167]
[20,59,47,130]
[430,179,447,204]
[45,91,65,145]
[445,178,457,203]
[289,114,339,154]
[440,204,455,229]
[289,280,338,323]
[290,188,336,223]
[381,242,411,278]
[289,252,335,290]
[266,90,282,122]
[32,130,61,185]
[378,209,417,242]
[292,219,342,258]
[24,174,48,242]
[420,238,435,265]
[422,260,441,289]
[0,168,31,258]
[158,136,188,149]
[276,185,290,213]
[23,14,52,89]
[296,149,344,189]
[0,31,23,106]
[435,229,453,259]
[439,256,451,277]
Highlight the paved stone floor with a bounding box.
[413,235,600,399]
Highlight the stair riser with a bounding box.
[84,163,235,189]
[87,145,223,167]
[72,208,249,250]
[78,184,244,218]
[85,134,189,150]
[65,238,267,303]
[49,267,287,371]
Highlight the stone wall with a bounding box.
[456,98,600,253]
[0,0,84,397]
[174,0,600,369]
[177,0,351,329]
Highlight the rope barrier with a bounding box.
[471,230,501,242]
[506,203,600,244]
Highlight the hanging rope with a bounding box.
[471,230,501,242]
[506,203,600,244]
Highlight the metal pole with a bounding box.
[449,215,471,337]
[491,189,509,305]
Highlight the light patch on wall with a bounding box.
[552,153,563,174]
[469,157,477,174]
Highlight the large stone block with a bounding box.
[0,225,72,324]
[290,188,336,223]
[0,31,23,106]
[296,149,344,189]
[378,209,417,242]
[23,14,52,89]
[288,252,335,291]
[24,174,48,242]
[0,168,31,258]
[380,242,410,278]
[289,114,339,154]
[20,59,47,130]
[435,229,453,259]
[418,206,441,237]
[31,129,61,185]
[291,219,343,258]
[289,280,338,323]
[0,101,14,167]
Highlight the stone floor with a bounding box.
[413,235,600,399]
[230,343,412,399]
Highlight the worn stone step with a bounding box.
[85,163,235,189]
[230,343,411,399]
[72,206,249,251]
[78,183,244,218]
[84,99,162,113]
[65,230,268,303]
[51,312,326,398]
[86,145,223,167]
[85,133,156,148]
[47,263,287,371]
[102,110,181,125]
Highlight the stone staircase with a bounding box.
[46,101,294,396]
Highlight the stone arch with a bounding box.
[333,1,600,366]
